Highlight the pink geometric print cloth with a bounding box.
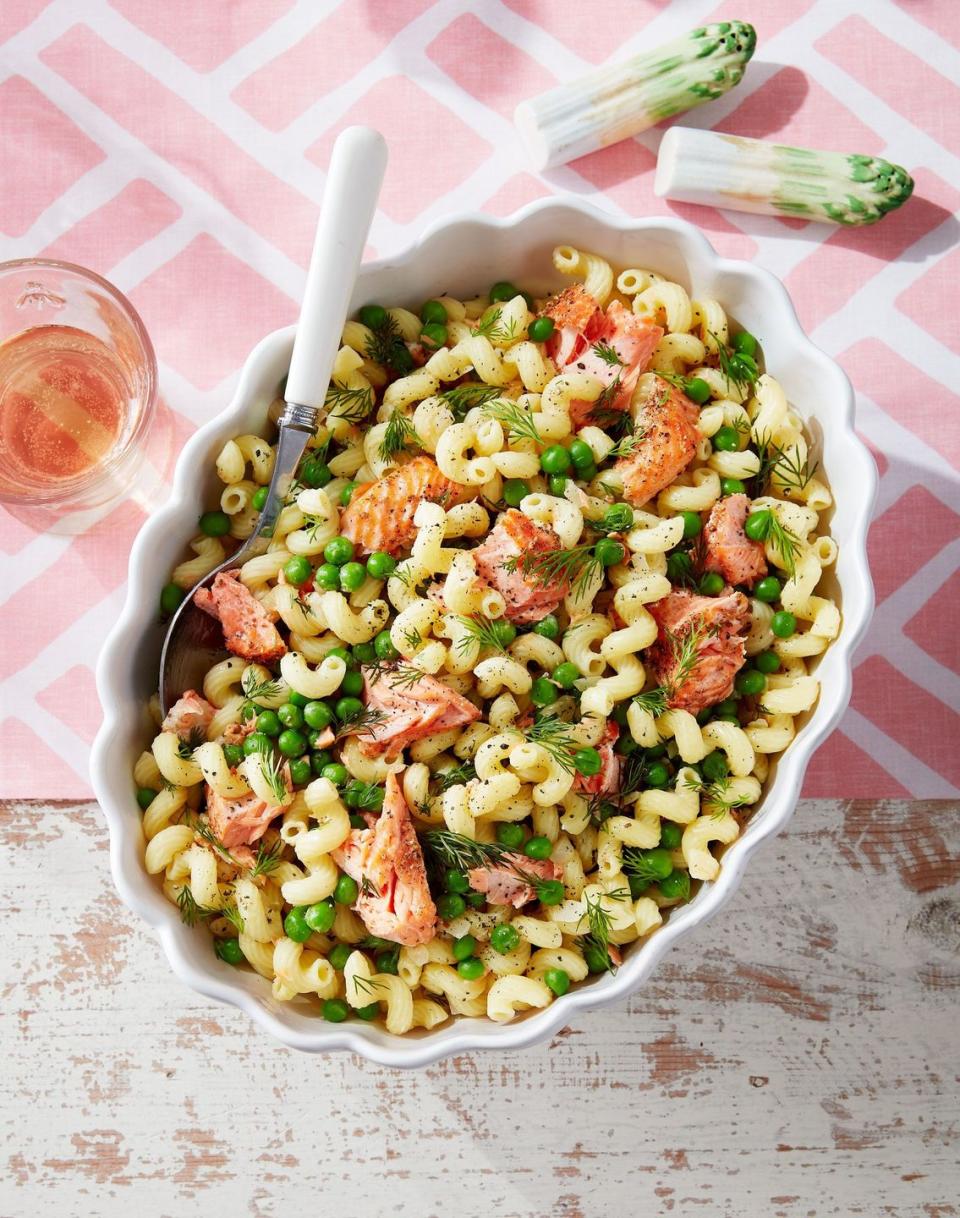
[0,0,957,798]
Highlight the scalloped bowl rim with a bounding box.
[91,200,875,1068]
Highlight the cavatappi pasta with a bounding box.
[140,245,838,1032]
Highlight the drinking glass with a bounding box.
[0,259,157,509]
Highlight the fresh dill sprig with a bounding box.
[440,382,501,421]
[176,886,244,933]
[480,397,542,445]
[585,749,647,826]
[754,433,818,498]
[472,307,519,343]
[378,408,421,463]
[606,422,650,461]
[504,543,603,601]
[711,331,758,395]
[185,814,237,865]
[176,739,196,761]
[241,671,283,705]
[401,626,424,652]
[345,781,386,810]
[364,310,402,368]
[524,715,580,775]
[434,761,477,793]
[351,974,388,998]
[360,875,381,898]
[453,614,510,656]
[218,904,245,934]
[683,772,753,819]
[361,660,424,693]
[578,888,630,972]
[630,687,670,718]
[256,750,289,804]
[333,706,388,742]
[325,382,375,425]
[766,513,800,579]
[632,617,719,716]
[250,838,284,878]
[421,830,510,873]
[592,341,623,367]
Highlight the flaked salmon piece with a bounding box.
[701,493,767,587]
[573,721,621,797]
[205,766,291,850]
[467,853,562,909]
[221,719,256,746]
[615,377,700,507]
[340,455,472,558]
[193,569,286,664]
[544,288,663,428]
[646,589,750,714]
[472,509,568,625]
[162,690,215,741]
[332,772,436,946]
[358,663,481,758]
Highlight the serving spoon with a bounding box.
[159,125,388,715]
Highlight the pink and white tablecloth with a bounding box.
[0,0,957,799]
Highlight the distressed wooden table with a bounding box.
[2,797,957,1217]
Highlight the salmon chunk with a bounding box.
[193,569,286,664]
[471,509,568,625]
[573,722,621,797]
[615,377,700,507]
[206,773,289,850]
[467,854,562,909]
[646,589,750,714]
[162,690,215,741]
[340,455,471,558]
[331,772,436,946]
[358,664,481,758]
[701,493,767,587]
[544,286,663,428]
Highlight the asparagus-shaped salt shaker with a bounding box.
[515,22,756,171]
[655,127,914,225]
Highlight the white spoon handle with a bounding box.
[285,125,388,409]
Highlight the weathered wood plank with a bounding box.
[1,799,957,1217]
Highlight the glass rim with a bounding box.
[0,257,158,507]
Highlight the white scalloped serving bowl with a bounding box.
[91,200,875,1067]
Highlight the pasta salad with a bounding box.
[137,244,838,1032]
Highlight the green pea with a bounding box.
[602,503,634,532]
[715,697,739,717]
[640,846,674,880]
[199,510,231,537]
[334,873,359,905]
[612,701,630,727]
[335,696,364,721]
[305,900,336,933]
[629,874,651,899]
[659,821,682,849]
[453,934,477,962]
[243,731,271,755]
[284,907,312,942]
[667,551,693,583]
[436,892,466,920]
[537,880,565,906]
[420,321,448,348]
[374,630,400,660]
[573,747,602,776]
[457,957,486,980]
[551,661,580,689]
[502,478,529,507]
[576,459,598,482]
[465,892,487,910]
[532,615,560,640]
[684,377,711,405]
[378,948,402,976]
[490,280,519,303]
[733,330,758,358]
[524,835,552,861]
[712,426,740,453]
[328,943,352,970]
[340,482,358,507]
[730,352,758,382]
[356,1002,380,1020]
[679,511,702,539]
[771,610,796,638]
[491,619,517,647]
[702,750,729,783]
[530,677,557,707]
[160,582,185,615]
[754,575,782,603]
[348,813,366,830]
[366,551,396,580]
[646,743,667,759]
[240,701,257,722]
[359,304,387,329]
[278,703,304,730]
[700,572,725,596]
[289,757,312,786]
[326,646,354,666]
[444,869,469,894]
[616,733,639,756]
[721,478,746,496]
[421,299,447,325]
[744,510,772,542]
[646,761,670,787]
[352,643,377,666]
[287,691,308,708]
[544,967,570,996]
[251,485,269,511]
[223,744,245,769]
[315,563,340,591]
[303,700,333,730]
[321,763,349,786]
[568,438,595,470]
[301,457,331,488]
[324,536,355,566]
[310,750,333,775]
[277,728,306,757]
[528,316,555,342]
[136,787,157,810]
[548,474,569,496]
[389,342,414,373]
[340,670,364,697]
[584,944,610,974]
[490,923,520,954]
[215,937,244,965]
[256,710,280,737]
[696,707,712,726]
[540,444,572,475]
[735,668,766,696]
[496,822,525,849]
[339,562,366,593]
[660,870,691,901]
[594,537,625,566]
[754,650,781,674]
[323,998,350,1022]
[282,556,310,587]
